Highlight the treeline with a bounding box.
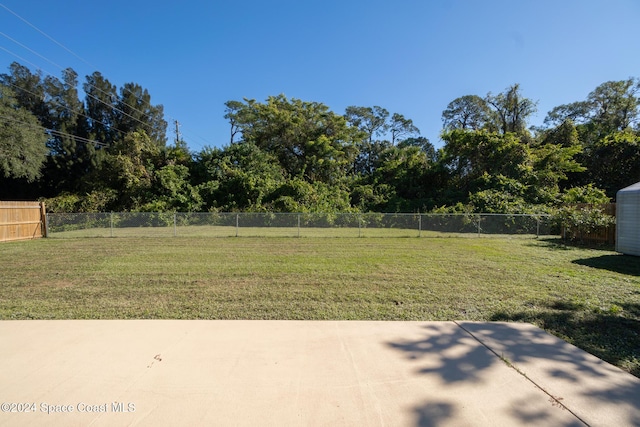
[1,61,639,214]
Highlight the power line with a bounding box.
[0,113,107,147]
[0,4,160,138]
[0,43,161,136]
[0,3,215,149]
[0,45,41,71]
[0,30,64,70]
[0,3,95,70]
[4,80,129,140]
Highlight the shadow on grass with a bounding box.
[533,237,616,252]
[572,254,640,276]
[491,303,640,378]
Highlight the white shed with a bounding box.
[616,182,640,256]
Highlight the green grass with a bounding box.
[1,236,638,376]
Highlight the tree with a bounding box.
[587,79,639,133]
[344,105,389,143]
[116,82,167,147]
[398,136,437,162]
[194,142,284,211]
[440,129,530,203]
[0,62,48,125]
[228,95,359,185]
[0,87,48,183]
[442,95,493,131]
[485,84,537,135]
[543,79,639,134]
[83,72,120,146]
[344,105,391,175]
[586,130,640,197]
[389,113,420,144]
[223,100,253,145]
[88,130,161,210]
[40,68,96,194]
[530,120,586,203]
[371,144,434,211]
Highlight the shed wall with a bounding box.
[616,183,640,256]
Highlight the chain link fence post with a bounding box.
[174,212,177,237]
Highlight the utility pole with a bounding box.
[174,120,181,145]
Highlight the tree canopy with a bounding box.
[1,60,638,214]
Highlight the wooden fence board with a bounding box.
[0,201,45,242]
[562,203,616,245]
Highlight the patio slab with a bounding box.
[0,320,638,426]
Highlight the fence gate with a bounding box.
[0,201,46,242]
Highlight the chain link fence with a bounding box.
[46,212,556,238]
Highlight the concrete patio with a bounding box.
[1,320,638,426]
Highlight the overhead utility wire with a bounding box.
[0,3,96,69]
[0,3,214,148]
[0,113,108,147]
[0,45,41,72]
[2,39,190,147]
[5,80,129,140]
[1,34,159,134]
[0,7,159,134]
[0,31,64,70]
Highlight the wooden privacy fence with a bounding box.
[562,203,616,246]
[0,201,47,242]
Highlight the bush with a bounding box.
[554,205,616,243]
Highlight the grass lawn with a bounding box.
[1,236,638,377]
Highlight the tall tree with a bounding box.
[486,84,537,135]
[344,105,389,143]
[344,105,390,174]
[41,68,95,194]
[223,100,253,145]
[228,95,359,184]
[440,129,530,202]
[116,82,167,146]
[442,95,494,131]
[83,72,120,147]
[0,87,48,184]
[389,113,420,144]
[544,79,639,134]
[0,62,48,125]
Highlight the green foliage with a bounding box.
[440,129,531,203]
[485,84,537,135]
[229,95,359,185]
[0,87,48,182]
[561,184,610,204]
[265,178,354,213]
[194,142,284,211]
[554,205,616,240]
[44,189,117,213]
[2,60,640,216]
[442,95,493,131]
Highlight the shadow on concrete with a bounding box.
[491,303,640,378]
[389,322,639,427]
[413,401,455,427]
[388,324,494,384]
[572,254,640,276]
[388,323,585,426]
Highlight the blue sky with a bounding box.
[1,0,639,151]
